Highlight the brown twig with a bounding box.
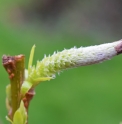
[2,55,25,120]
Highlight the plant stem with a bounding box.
[2,55,25,120]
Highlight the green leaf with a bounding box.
[6,84,11,103]
[28,45,36,74]
[6,95,27,124]
[21,81,32,97]
[6,84,11,111]
[13,101,27,124]
[13,110,23,124]
[33,77,53,86]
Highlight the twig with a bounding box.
[2,55,25,120]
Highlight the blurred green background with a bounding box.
[0,0,122,124]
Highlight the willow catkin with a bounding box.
[27,40,122,81]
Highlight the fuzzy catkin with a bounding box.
[27,41,121,81]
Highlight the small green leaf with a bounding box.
[6,84,11,103]
[28,45,36,74]
[13,110,23,124]
[6,84,11,111]
[13,101,27,124]
[21,81,32,97]
[19,101,27,123]
[33,77,53,86]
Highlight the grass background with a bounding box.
[0,1,122,124]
